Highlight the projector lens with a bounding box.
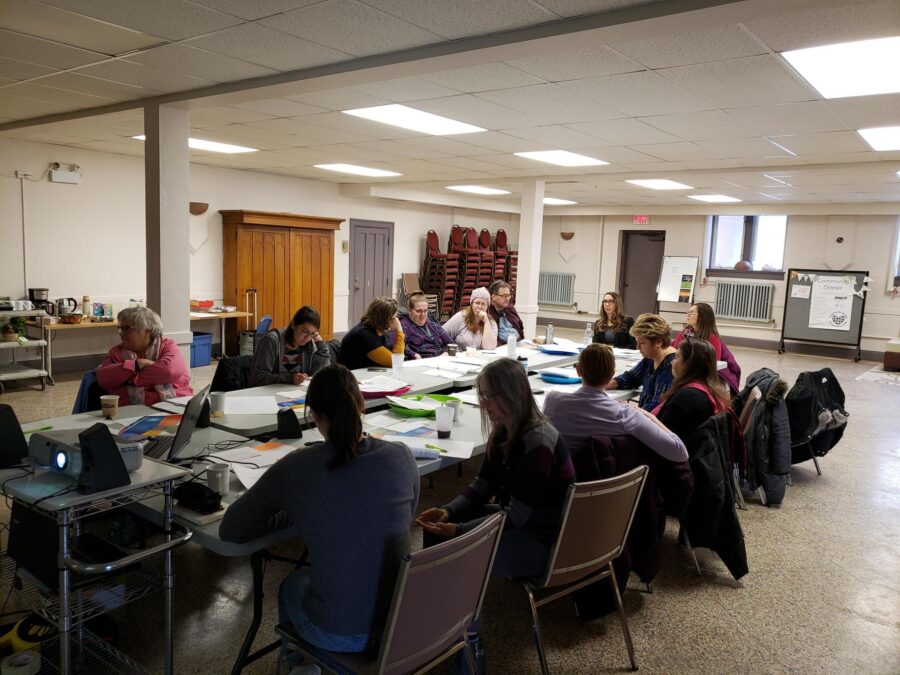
[54,451,68,470]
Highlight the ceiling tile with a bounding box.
[574,145,662,163]
[189,0,321,21]
[742,0,900,52]
[259,0,442,57]
[504,45,643,81]
[74,137,145,155]
[0,0,162,55]
[611,25,766,69]
[427,156,513,172]
[2,82,115,107]
[34,71,155,100]
[361,0,555,40]
[476,83,622,124]
[396,135,496,157]
[127,44,278,82]
[799,152,880,166]
[558,71,712,116]
[194,124,314,150]
[425,63,546,93]
[659,55,817,108]
[415,94,544,130]
[0,57,57,81]
[640,110,756,141]
[627,141,721,161]
[37,0,242,41]
[0,94,72,119]
[352,140,448,159]
[695,137,795,159]
[285,89,390,111]
[501,124,605,149]
[229,98,326,118]
[566,118,681,145]
[190,106,277,126]
[826,93,900,129]
[76,59,212,93]
[250,114,387,143]
[0,29,106,69]
[769,131,872,156]
[187,23,350,72]
[350,76,462,102]
[724,101,848,136]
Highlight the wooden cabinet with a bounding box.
[221,210,343,349]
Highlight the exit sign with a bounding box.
[633,215,650,225]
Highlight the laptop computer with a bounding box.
[142,385,210,462]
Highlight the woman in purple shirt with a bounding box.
[399,292,451,360]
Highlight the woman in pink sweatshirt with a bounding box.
[96,307,193,407]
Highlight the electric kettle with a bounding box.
[56,297,78,313]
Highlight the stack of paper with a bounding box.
[358,375,408,393]
[381,435,475,460]
[222,396,279,415]
[542,367,580,379]
[386,395,442,411]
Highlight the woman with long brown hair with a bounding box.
[442,286,498,350]
[338,296,405,369]
[673,302,722,359]
[593,291,637,349]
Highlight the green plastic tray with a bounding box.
[388,393,460,417]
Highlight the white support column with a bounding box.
[516,179,545,338]
[144,104,192,364]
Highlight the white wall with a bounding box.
[0,138,519,358]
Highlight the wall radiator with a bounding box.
[538,272,575,305]
[715,280,775,322]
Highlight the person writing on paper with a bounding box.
[673,302,722,360]
[593,291,637,349]
[249,305,330,387]
[400,292,452,360]
[606,313,676,411]
[338,296,405,370]
[487,280,523,346]
[220,364,419,655]
[441,287,497,350]
[96,307,192,407]
[544,344,687,461]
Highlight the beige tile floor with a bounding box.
[1,342,898,674]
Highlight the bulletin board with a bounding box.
[778,269,870,361]
[657,256,699,304]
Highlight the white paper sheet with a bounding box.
[541,367,580,379]
[222,396,280,415]
[168,396,192,406]
[275,387,309,398]
[365,413,397,427]
[190,312,211,318]
[386,395,441,410]
[423,368,465,379]
[791,284,811,299]
[452,391,480,406]
[381,435,475,460]
[358,375,408,392]
[384,419,429,433]
[809,275,854,331]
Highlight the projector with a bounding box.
[29,429,143,476]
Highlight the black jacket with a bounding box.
[684,412,749,580]
[785,368,848,463]
[732,368,791,504]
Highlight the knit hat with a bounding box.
[470,287,490,303]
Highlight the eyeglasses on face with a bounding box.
[297,327,317,337]
[686,310,698,316]
[117,325,136,334]
[493,292,511,298]
[602,299,615,304]
[478,390,499,403]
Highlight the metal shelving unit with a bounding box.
[0,309,49,393]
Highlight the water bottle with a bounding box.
[583,321,593,346]
[545,323,554,345]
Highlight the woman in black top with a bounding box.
[337,297,406,370]
[653,338,730,446]
[593,291,637,349]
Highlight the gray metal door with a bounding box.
[349,219,394,324]
[618,231,665,316]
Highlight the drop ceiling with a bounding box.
[1,0,900,208]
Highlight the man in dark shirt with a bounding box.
[487,281,524,345]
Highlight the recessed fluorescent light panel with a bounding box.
[343,104,485,135]
[782,36,900,99]
[132,135,257,154]
[626,179,693,190]
[314,163,401,177]
[514,150,608,167]
[543,197,578,205]
[446,185,510,195]
[688,194,742,203]
[857,126,900,151]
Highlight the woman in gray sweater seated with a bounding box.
[249,306,331,386]
[220,364,419,653]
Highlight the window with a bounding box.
[709,215,787,273]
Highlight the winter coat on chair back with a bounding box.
[785,367,848,464]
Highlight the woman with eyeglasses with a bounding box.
[250,305,330,386]
[592,291,637,349]
[400,292,452,360]
[221,364,419,657]
[96,306,193,407]
[673,302,722,360]
[441,287,498,350]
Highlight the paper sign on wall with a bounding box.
[809,275,854,331]
[790,285,811,299]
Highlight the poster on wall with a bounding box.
[809,274,854,331]
[657,257,699,303]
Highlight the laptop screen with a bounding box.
[166,385,210,461]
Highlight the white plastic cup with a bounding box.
[206,463,230,496]
[465,346,477,357]
[435,405,454,439]
[210,391,226,415]
[100,394,119,420]
[392,353,405,373]
[506,340,517,357]
[446,399,462,421]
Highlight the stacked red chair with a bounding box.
[419,230,459,319]
[493,228,518,303]
[480,228,505,283]
[454,227,483,311]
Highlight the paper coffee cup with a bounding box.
[100,394,119,420]
[206,463,230,496]
[210,391,226,415]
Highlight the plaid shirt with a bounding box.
[613,353,676,411]
[400,316,452,359]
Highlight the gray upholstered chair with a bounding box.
[520,466,648,674]
[276,512,505,674]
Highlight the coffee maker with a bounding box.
[28,288,52,314]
